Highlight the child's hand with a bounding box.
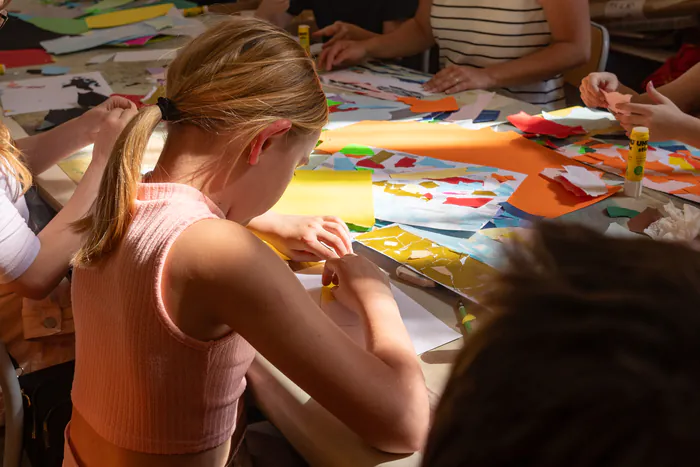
[249,212,353,262]
[580,72,620,108]
[319,40,368,71]
[81,96,137,140]
[322,254,395,316]
[616,82,686,142]
[91,104,138,166]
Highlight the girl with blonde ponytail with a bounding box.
[66,16,429,467]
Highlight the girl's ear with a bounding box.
[248,119,292,165]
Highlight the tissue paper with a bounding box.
[644,202,700,241]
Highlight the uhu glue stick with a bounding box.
[625,126,649,198]
[298,25,310,54]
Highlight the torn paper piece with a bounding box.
[644,202,700,241]
[86,53,115,65]
[541,166,608,197]
[408,250,432,260]
[627,207,663,234]
[113,49,177,62]
[605,222,641,239]
[507,111,586,138]
[603,90,632,115]
[445,92,494,122]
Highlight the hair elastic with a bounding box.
[157,97,180,121]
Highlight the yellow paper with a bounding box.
[86,4,173,28]
[669,156,695,171]
[58,155,90,184]
[356,225,498,303]
[272,170,375,228]
[389,168,469,180]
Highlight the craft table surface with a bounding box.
[0,16,688,467]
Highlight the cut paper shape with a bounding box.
[542,106,620,134]
[627,207,663,234]
[371,150,394,164]
[295,271,459,354]
[395,156,416,168]
[408,250,432,260]
[540,166,610,198]
[605,222,640,239]
[493,174,515,183]
[86,4,174,29]
[644,160,673,174]
[112,48,177,62]
[390,168,469,180]
[86,53,115,64]
[119,35,156,46]
[340,144,374,156]
[0,49,53,69]
[603,90,632,115]
[41,22,158,54]
[26,17,89,35]
[607,206,640,218]
[333,157,356,171]
[41,66,70,76]
[473,109,500,123]
[397,96,459,113]
[669,156,695,171]
[272,170,374,228]
[144,16,174,30]
[445,92,494,122]
[417,157,454,169]
[0,72,113,116]
[85,0,135,14]
[444,197,492,208]
[507,111,586,139]
[317,122,620,218]
[356,159,385,169]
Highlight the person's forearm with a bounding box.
[674,114,700,148]
[364,18,434,60]
[9,159,105,299]
[485,42,588,89]
[16,115,95,175]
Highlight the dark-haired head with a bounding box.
[424,222,700,467]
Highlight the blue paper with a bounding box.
[333,157,356,171]
[473,109,500,123]
[416,157,455,169]
[40,23,157,55]
[41,66,70,76]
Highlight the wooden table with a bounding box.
[0,16,687,467]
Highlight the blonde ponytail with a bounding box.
[73,106,161,266]
[74,16,328,266]
[0,123,32,199]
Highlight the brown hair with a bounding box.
[423,222,700,467]
[0,123,31,199]
[74,16,328,266]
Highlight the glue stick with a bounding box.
[624,126,649,198]
[298,25,310,54]
[181,5,208,16]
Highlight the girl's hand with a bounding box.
[91,104,138,166]
[250,212,354,262]
[319,40,368,71]
[616,81,687,142]
[580,72,620,108]
[322,254,396,316]
[80,96,137,140]
[423,65,495,94]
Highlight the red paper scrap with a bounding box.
[394,156,417,168]
[0,49,54,69]
[111,94,146,108]
[431,176,483,185]
[443,197,492,208]
[356,159,385,169]
[507,111,586,139]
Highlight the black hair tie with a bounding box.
[157,97,180,122]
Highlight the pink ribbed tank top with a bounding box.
[71,183,256,455]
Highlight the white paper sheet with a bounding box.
[0,72,113,116]
[41,23,158,55]
[113,49,178,62]
[295,272,460,355]
[86,53,116,65]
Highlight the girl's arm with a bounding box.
[4,107,137,299]
[475,0,591,89]
[634,63,700,114]
[16,97,135,175]
[168,220,430,453]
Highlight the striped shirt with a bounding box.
[430,0,565,109]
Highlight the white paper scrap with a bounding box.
[113,49,178,62]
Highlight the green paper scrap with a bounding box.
[346,223,372,233]
[606,206,640,219]
[355,167,374,173]
[85,0,134,14]
[579,146,596,154]
[340,144,374,156]
[27,17,89,35]
[327,99,341,107]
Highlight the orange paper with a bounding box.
[645,161,674,174]
[397,96,459,113]
[316,121,617,218]
[573,154,603,164]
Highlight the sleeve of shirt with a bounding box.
[382,0,419,22]
[0,191,40,285]
[287,0,310,17]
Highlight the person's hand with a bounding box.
[255,0,289,19]
[580,72,620,109]
[90,104,138,165]
[319,40,368,71]
[322,254,395,316]
[80,96,137,140]
[615,81,687,142]
[423,65,495,94]
[314,21,370,47]
[254,213,354,262]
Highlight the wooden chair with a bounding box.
[564,22,610,105]
[0,342,23,467]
